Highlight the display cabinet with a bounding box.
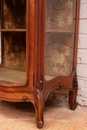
[0,0,80,128]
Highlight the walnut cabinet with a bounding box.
[0,0,80,128]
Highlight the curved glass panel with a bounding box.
[0,0,26,84]
[45,0,76,81]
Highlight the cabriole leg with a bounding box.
[69,73,78,110]
[35,89,44,129]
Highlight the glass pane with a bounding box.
[0,32,26,83]
[0,0,26,84]
[45,0,76,81]
[46,0,75,32]
[3,0,26,29]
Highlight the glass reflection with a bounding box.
[0,0,26,84]
[0,32,26,83]
[45,0,76,81]
[3,0,26,29]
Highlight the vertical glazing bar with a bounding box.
[0,0,1,29]
[0,0,1,63]
[0,0,3,64]
[73,0,80,69]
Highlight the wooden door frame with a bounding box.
[35,0,80,101]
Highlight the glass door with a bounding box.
[45,0,76,81]
[0,0,26,84]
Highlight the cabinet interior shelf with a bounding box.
[46,30,74,34]
[0,29,26,32]
[0,67,26,83]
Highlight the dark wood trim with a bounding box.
[35,0,46,90]
[44,69,76,100]
[26,0,30,86]
[29,0,36,91]
[73,0,80,68]
[0,29,26,32]
[0,0,4,67]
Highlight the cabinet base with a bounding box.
[37,120,44,129]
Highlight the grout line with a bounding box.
[78,103,87,108]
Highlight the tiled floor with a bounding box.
[0,100,87,130]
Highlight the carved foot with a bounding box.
[69,89,78,110]
[70,101,78,110]
[37,120,44,129]
[69,73,78,110]
[35,89,44,128]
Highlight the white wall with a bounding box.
[77,0,87,105]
